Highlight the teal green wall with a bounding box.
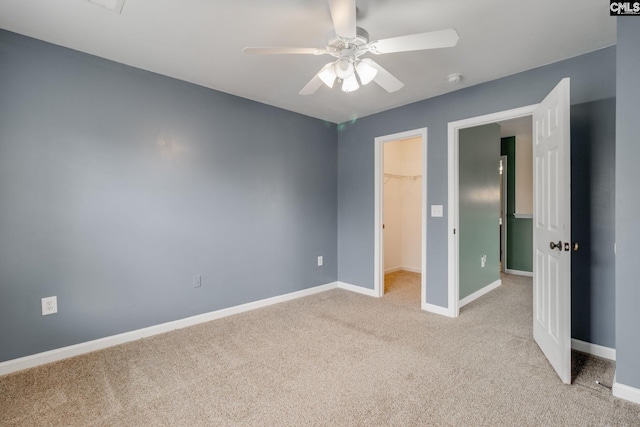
[459,124,501,300]
[501,137,533,272]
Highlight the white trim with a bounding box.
[384,266,403,273]
[448,105,538,319]
[513,213,533,219]
[0,281,339,376]
[505,269,533,277]
[422,302,456,317]
[500,155,508,273]
[459,279,502,308]
[374,128,428,305]
[613,381,640,404]
[571,339,616,361]
[374,133,383,297]
[447,122,459,318]
[420,131,428,310]
[337,281,379,297]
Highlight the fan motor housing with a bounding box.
[327,26,370,53]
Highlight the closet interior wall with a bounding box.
[383,137,422,273]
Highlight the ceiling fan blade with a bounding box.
[370,29,460,54]
[361,58,404,93]
[328,0,356,39]
[299,75,324,96]
[243,47,327,55]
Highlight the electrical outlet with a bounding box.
[193,275,202,288]
[481,255,487,268]
[317,256,323,267]
[41,296,57,316]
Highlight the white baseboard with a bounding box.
[504,269,533,277]
[384,266,422,274]
[459,279,502,308]
[571,339,616,361]
[613,381,640,404]
[0,281,339,376]
[337,281,379,298]
[422,302,456,318]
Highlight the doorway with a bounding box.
[447,105,537,317]
[499,117,534,277]
[448,80,572,384]
[374,128,427,308]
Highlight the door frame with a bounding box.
[374,128,427,307]
[500,155,508,273]
[447,105,536,317]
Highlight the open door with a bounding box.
[532,78,571,384]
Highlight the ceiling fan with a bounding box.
[243,0,459,95]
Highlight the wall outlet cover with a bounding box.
[41,296,58,316]
[317,256,324,267]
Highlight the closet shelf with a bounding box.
[384,173,422,184]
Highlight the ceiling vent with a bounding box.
[87,0,126,13]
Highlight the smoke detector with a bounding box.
[447,73,462,84]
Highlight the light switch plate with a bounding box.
[193,275,202,288]
[431,205,443,217]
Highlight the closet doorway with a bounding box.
[374,128,427,308]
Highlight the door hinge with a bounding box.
[453,228,456,235]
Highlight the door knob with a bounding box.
[573,242,579,252]
[549,241,562,250]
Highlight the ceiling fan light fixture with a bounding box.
[318,63,337,88]
[342,74,359,93]
[355,60,377,85]
[244,2,460,97]
[335,58,355,80]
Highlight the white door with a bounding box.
[533,78,571,384]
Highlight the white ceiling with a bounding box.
[0,0,615,124]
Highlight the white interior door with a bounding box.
[533,78,571,384]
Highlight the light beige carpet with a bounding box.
[1,272,639,426]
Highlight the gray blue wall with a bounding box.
[0,30,338,362]
[337,46,616,348]
[571,99,616,349]
[458,124,501,300]
[615,18,640,390]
